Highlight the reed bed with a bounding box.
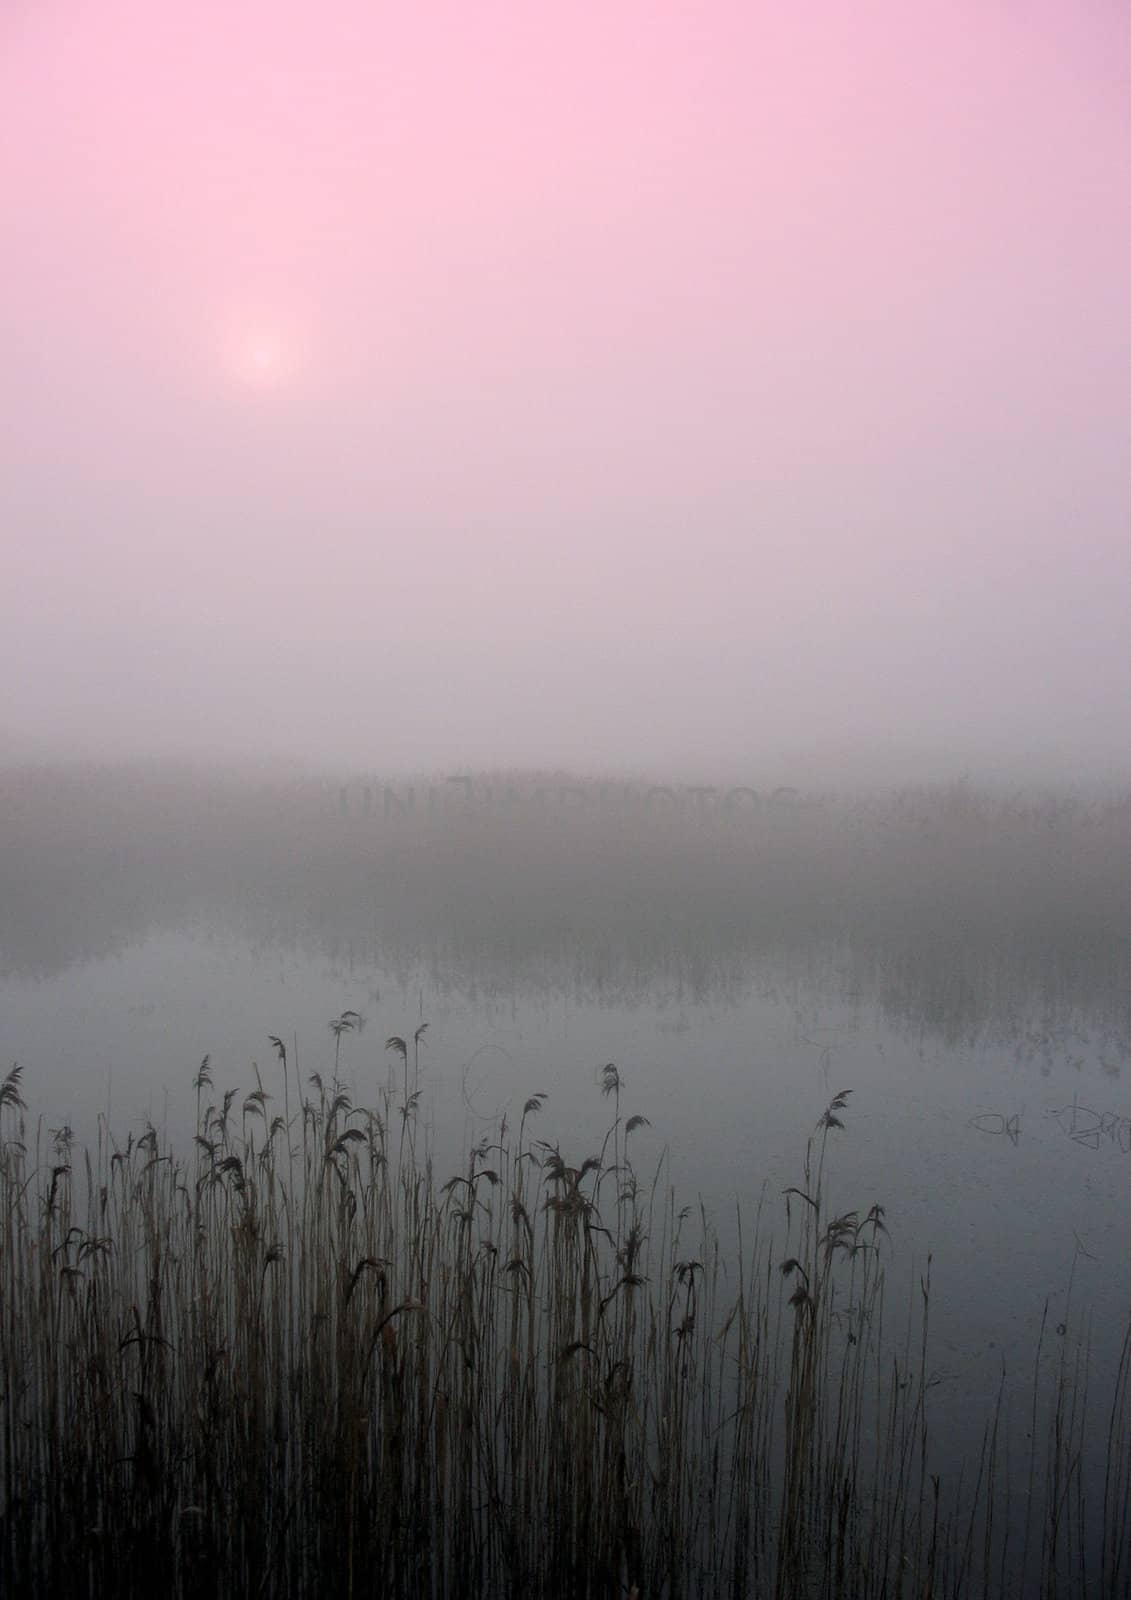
[1,1048,1128,1599]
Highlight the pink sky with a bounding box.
[2,0,1129,780]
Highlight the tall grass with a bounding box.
[1,1052,1128,1598]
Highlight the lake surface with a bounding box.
[2,767,1130,1494]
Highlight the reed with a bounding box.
[0,1053,1127,1598]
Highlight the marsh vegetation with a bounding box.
[2,1044,1128,1598]
[3,768,1130,1594]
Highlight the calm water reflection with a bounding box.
[2,768,1130,1486]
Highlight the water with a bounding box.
[2,767,1130,1509]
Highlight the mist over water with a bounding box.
[4,764,1130,1190]
[3,764,1131,1528]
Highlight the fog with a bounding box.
[4,765,1129,1045]
[3,0,1130,783]
[7,11,1131,1587]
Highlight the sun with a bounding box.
[217,317,302,392]
[241,332,286,386]
[251,340,278,373]
[216,308,312,395]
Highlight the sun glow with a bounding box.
[239,331,287,386]
[219,317,304,392]
[251,339,280,374]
